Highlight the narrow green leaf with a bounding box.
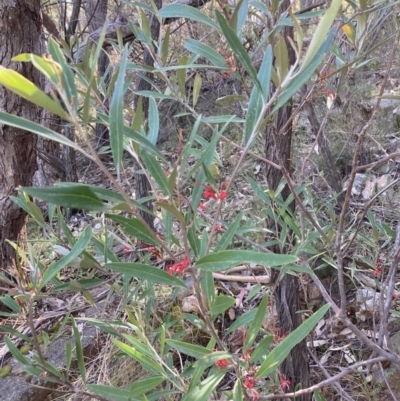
[129,376,164,395]
[166,339,212,359]
[243,294,268,352]
[161,26,170,64]
[158,5,220,31]
[87,384,137,401]
[274,34,289,83]
[124,126,166,160]
[177,55,188,96]
[215,95,247,104]
[314,390,328,401]
[0,67,67,119]
[273,29,334,112]
[113,339,165,375]
[192,73,202,107]
[0,325,31,344]
[193,352,232,370]
[40,226,92,288]
[184,39,226,68]
[148,97,159,145]
[215,11,262,92]
[48,38,78,112]
[65,342,73,371]
[196,250,298,272]
[229,0,248,36]
[156,202,186,225]
[5,337,30,365]
[209,295,235,315]
[105,263,187,288]
[21,186,106,211]
[188,224,201,258]
[0,112,86,154]
[215,212,243,252]
[300,0,342,71]
[201,271,215,308]
[182,368,226,401]
[110,46,128,169]
[233,379,243,401]
[26,201,45,225]
[250,335,273,363]
[13,53,62,86]
[245,45,272,144]
[256,304,330,378]
[106,215,159,246]
[224,309,256,337]
[141,152,169,194]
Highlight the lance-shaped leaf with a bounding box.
[216,11,262,93]
[110,46,128,170]
[40,226,92,288]
[0,67,67,119]
[158,4,219,31]
[105,263,187,288]
[21,186,107,211]
[245,45,272,145]
[196,250,298,272]
[256,304,330,378]
[166,339,212,359]
[185,39,227,68]
[48,38,78,112]
[13,53,62,86]
[300,0,342,71]
[106,214,159,246]
[148,97,159,145]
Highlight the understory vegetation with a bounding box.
[2,0,400,400]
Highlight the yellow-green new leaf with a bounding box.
[274,34,289,83]
[0,67,67,119]
[193,73,202,107]
[13,53,62,86]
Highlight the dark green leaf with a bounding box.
[158,5,219,31]
[196,250,298,272]
[21,186,106,211]
[106,215,159,246]
[105,263,187,288]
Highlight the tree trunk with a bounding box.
[133,1,162,230]
[265,0,310,398]
[0,1,41,272]
[302,86,344,203]
[85,0,110,148]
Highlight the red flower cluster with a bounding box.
[278,371,291,392]
[204,186,228,201]
[244,377,255,389]
[214,359,229,369]
[166,257,189,275]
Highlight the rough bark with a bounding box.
[265,0,310,398]
[133,0,162,231]
[0,0,41,272]
[85,0,110,148]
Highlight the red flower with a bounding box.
[278,371,291,392]
[219,190,227,200]
[198,202,207,211]
[215,224,223,233]
[244,377,255,389]
[372,268,382,277]
[215,359,229,369]
[204,186,217,200]
[166,257,190,275]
